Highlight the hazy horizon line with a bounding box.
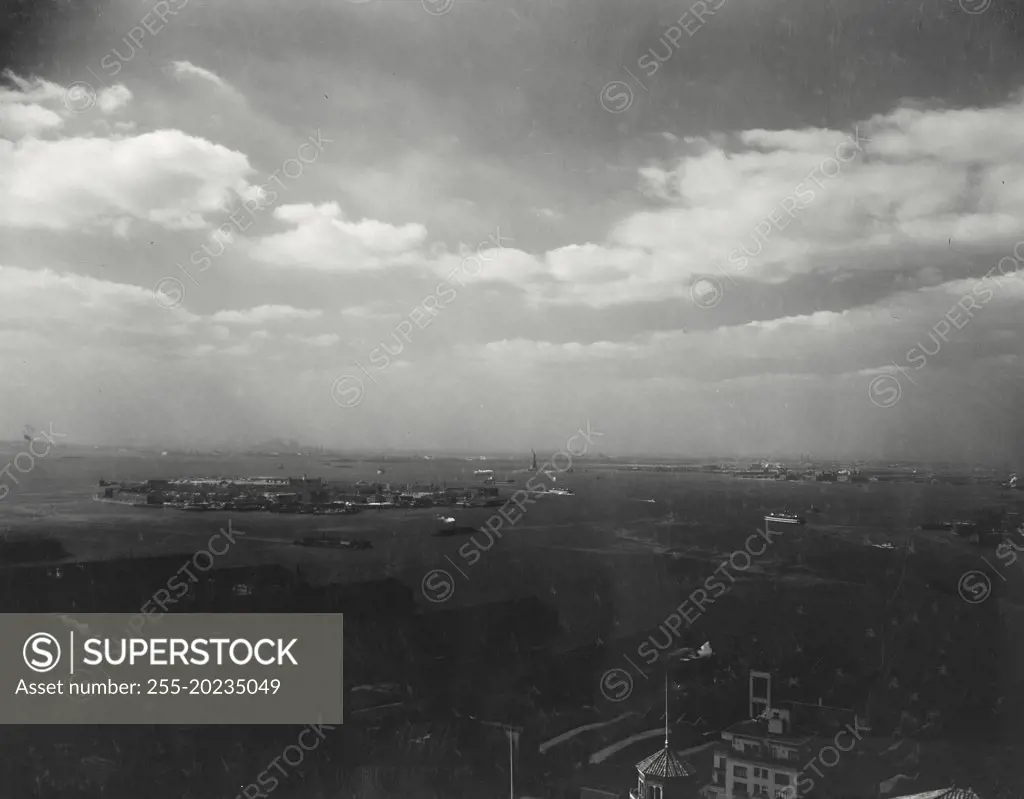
[2,440,1015,468]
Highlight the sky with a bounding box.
[2,0,1024,459]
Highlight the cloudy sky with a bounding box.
[2,0,1024,458]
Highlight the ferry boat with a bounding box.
[548,487,575,496]
[764,510,806,525]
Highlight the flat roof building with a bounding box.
[700,671,862,799]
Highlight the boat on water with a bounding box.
[668,640,713,662]
[295,536,372,550]
[94,496,163,508]
[548,487,575,496]
[764,510,806,525]
[952,520,977,536]
[182,502,211,512]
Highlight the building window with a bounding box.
[646,785,662,799]
[733,766,748,778]
[774,773,791,785]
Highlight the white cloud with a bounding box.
[0,71,65,106]
[0,129,254,232]
[0,72,66,140]
[97,84,133,113]
[210,305,323,324]
[249,202,428,272]
[474,92,1024,308]
[0,103,63,138]
[343,304,401,321]
[478,338,640,362]
[169,61,238,97]
[0,72,132,141]
[0,265,198,343]
[288,333,340,347]
[464,269,1024,384]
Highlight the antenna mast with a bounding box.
[664,668,670,749]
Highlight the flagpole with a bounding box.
[508,726,514,799]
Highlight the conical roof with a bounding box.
[892,788,981,799]
[634,747,696,779]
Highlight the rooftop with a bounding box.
[635,746,697,779]
[722,718,812,746]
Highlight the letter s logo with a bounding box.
[23,633,61,673]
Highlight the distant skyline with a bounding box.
[4,437,1019,470]
[3,0,1024,460]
